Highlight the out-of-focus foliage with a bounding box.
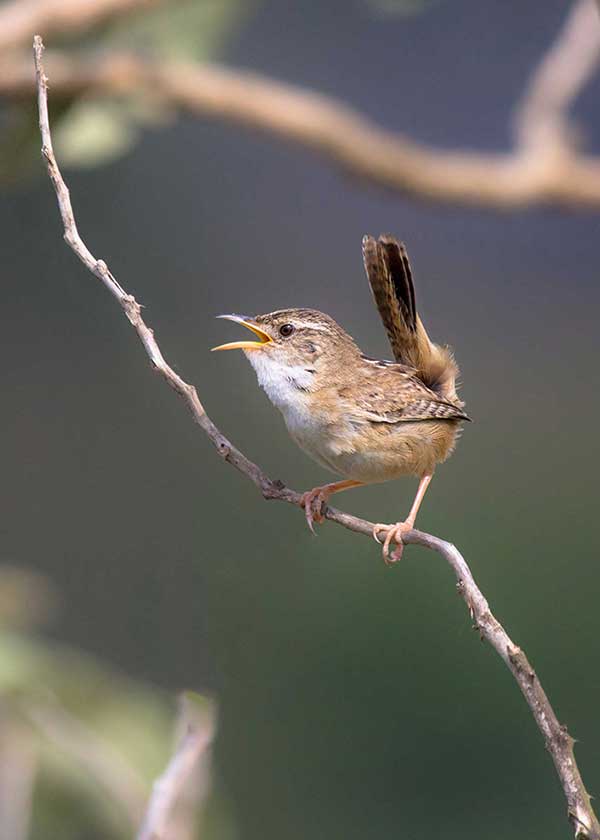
[52,99,140,170]
[0,565,221,840]
[0,0,255,176]
[55,0,252,168]
[105,0,250,61]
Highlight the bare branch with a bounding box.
[514,0,600,154]
[137,699,216,840]
[0,717,37,840]
[10,2,600,210]
[412,532,600,840]
[0,29,588,208]
[1,3,598,206]
[0,0,162,53]
[34,35,600,839]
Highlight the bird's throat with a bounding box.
[245,351,315,410]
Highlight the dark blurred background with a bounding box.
[2,1,600,838]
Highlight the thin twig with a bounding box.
[34,36,600,839]
[137,699,216,840]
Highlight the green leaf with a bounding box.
[105,0,253,62]
[53,99,138,168]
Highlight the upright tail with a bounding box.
[362,234,459,401]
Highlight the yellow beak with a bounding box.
[211,314,273,351]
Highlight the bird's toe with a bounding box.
[375,521,411,565]
[300,488,328,534]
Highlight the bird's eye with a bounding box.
[279,323,295,337]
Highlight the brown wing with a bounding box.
[356,392,470,424]
[347,360,470,424]
[364,399,470,423]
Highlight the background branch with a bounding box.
[0,717,37,840]
[514,0,600,154]
[0,0,162,53]
[34,35,600,839]
[0,2,597,208]
[137,697,215,840]
[12,48,600,208]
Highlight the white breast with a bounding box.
[244,350,337,472]
[245,351,314,411]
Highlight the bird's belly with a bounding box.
[342,420,460,482]
[290,417,461,483]
[283,407,342,475]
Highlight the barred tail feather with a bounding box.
[362,234,460,403]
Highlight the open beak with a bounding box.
[211,314,273,351]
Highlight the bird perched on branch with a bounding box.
[213,234,469,562]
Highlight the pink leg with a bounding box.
[301,480,363,533]
[373,474,433,564]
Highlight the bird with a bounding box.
[212,234,469,562]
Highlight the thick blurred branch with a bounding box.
[514,0,600,155]
[0,0,162,52]
[34,35,600,840]
[4,3,600,207]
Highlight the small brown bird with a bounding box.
[212,234,469,562]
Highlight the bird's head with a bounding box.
[212,308,358,373]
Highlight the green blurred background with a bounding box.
[2,1,600,837]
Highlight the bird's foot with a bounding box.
[372,520,413,565]
[300,487,330,534]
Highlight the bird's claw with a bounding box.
[300,488,328,534]
[372,521,412,565]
